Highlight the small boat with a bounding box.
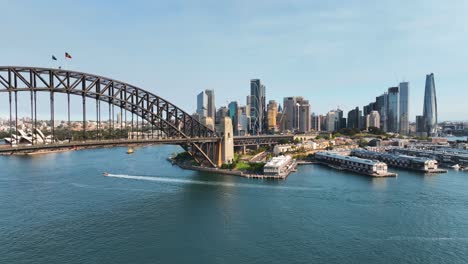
[127,147,134,154]
[103,172,109,176]
[452,164,460,170]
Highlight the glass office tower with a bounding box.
[398,82,409,135]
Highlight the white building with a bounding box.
[263,155,293,176]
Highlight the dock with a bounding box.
[315,151,397,177]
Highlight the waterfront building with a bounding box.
[351,149,442,173]
[423,73,438,136]
[196,91,208,117]
[399,82,409,135]
[267,100,278,133]
[205,89,216,120]
[387,87,399,133]
[263,155,294,177]
[315,152,391,177]
[249,79,266,135]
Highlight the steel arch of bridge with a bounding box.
[0,66,220,167]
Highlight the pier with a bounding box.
[351,149,447,173]
[315,151,397,177]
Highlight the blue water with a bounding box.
[1,145,468,263]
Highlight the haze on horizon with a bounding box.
[1,0,467,121]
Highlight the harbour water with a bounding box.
[1,145,468,263]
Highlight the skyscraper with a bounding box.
[347,107,361,129]
[283,97,297,132]
[267,100,278,133]
[387,87,400,133]
[249,79,266,135]
[367,111,380,129]
[325,110,340,132]
[376,93,388,132]
[298,99,310,133]
[311,113,321,131]
[196,91,208,117]
[399,82,409,135]
[416,115,426,137]
[228,101,239,135]
[205,89,216,120]
[423,73,438,136]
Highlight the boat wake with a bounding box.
[106,173,313,191]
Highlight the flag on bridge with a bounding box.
[52,55,57,61]
[65,52,72,59]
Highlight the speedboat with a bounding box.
[451,164,460,170]
[103,172,109,176]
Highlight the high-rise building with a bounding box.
[267,100,278,133]
[363,102,376,116]
[387,87,399,133]
[336,109,346,130]
[311,114,322,131]
[283,97,298,132]
[376,93,388,132]
[215,106,228,125]
[298,99,310,133]
[249,79,266,135]
[399,82,409,135]
[196,91,208,117]
[228,101,239,135]
[283,96,310,133]
[347,107,361,129]
[325,110,340,132]
[423,73,438,136]
[416,115,426,137]
[245,95,251,117]
[367,111,380,129]
[205,89,216,120]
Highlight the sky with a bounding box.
[1,0,467,121]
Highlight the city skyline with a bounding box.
[1,1,467,121]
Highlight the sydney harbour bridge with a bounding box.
[0,66,292,167]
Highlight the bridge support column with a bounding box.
[217,117,234,166]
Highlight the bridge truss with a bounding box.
[0,66,220,167]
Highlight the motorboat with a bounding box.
[103,172,109,176]
[127,147,134,154]
[451,164,460,170]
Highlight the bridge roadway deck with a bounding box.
[0,137,219,154]
[0,134,295,154]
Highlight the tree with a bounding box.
[368,126,385,135]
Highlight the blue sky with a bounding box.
[1,0,467,121]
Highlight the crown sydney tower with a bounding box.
[423,73,438,136]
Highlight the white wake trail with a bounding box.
[106,174,312,191]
